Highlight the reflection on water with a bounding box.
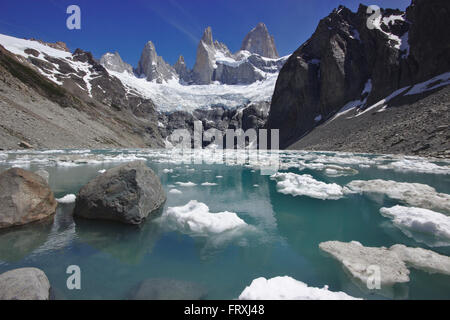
[0,149,449,299]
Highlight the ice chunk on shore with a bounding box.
[238,276,361,300]
[380,206,450,246]
[344,179,450,214]
[319,241,410,286]
[56,194,76,204]
[270,172,344,200]
[163,200,247,234]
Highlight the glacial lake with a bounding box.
[0,149,449,300]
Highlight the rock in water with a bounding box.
[73,161,166,224]
[129,278,207,300]
[0,168,57,229]
[0,268,51,300]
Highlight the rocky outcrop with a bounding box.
[268,0,450,150]
[100,52,133,74]
[241,22,279,58]
[73,161,166,225]
[159,101,270,147]
[0,168,57,229]
[173,55,191,83]
[0,268,51,300]
[136,41,177,83]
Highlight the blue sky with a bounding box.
[0,0,411,68]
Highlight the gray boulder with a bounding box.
[73,161,166,224]
[0,168,57,229]
[0,268,50,300]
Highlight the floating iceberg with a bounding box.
[344,179,450,214]
[238,276,361,300]
[270,172,344,200]
[163,200,247,234]
[380,206,450,246]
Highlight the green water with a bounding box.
[0,149,449,299]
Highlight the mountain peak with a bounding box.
[241,22,279,58]
[201,27,213,46]
[100,51,133,74]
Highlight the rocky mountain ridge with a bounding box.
[267,0,450,155]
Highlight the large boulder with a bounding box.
[0,168,57,229]
[73,161,166,224]
[0,268,51,300]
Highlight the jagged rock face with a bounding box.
[100,52,133,74]
[241,22,279,58]
[405,0,450,83]
[173,55,191,83]
[192,27,218,85]
[192,26,286,85]
[268,1,449,149]
[136,41,177,83]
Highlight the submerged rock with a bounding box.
[73,161,166,224]
[0,268,50,300]
[128,278,207,300]
[0,168,57,229]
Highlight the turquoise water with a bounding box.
[0,149,449,299]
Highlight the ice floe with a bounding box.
[201,182,218,186]
[175,181,197,187]
[378,159,450,175]
[390,244,450,276]
[344,179,450,214]
[163,169,173,173]
[380,206,450,246]
[270,172,344,200]
[320,241,450,286]
[238,276,361,300]
[162,200,247,234]
[168,189,182,195]
[319,241,410,286]
[56,194,76,204]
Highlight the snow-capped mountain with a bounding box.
[99,23,288,112]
